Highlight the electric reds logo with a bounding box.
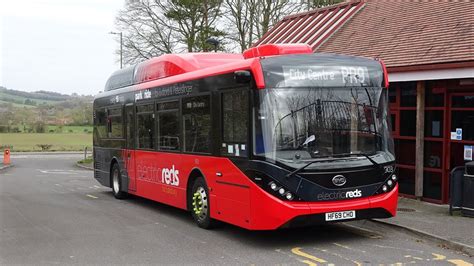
[161,165,180,186]
[317,189,362,201]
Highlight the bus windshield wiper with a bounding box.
[285,152,379,179]
[285,156,340,179]
[285,160,321,179]
[334,152,379,167]
[356,153,379,167]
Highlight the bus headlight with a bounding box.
[270,182,278,191]
[264,179,299,201]
[377,173,398,194]
[278,188,286,195]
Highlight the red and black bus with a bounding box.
[93,44,397,230]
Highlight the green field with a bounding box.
[11,125,93,133]
[46,125,93,133]
[0,133,92,151]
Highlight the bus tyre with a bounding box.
[111,163,127,199]
[190,177,216,229]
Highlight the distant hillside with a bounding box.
[0,86,94,132]
[0,86,93,107]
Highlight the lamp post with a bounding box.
[109,31,123,69]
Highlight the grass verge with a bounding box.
[0,133,92,151]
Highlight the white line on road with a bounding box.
[86,194,98,199]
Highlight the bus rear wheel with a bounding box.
[190,176,216,229]
[111,163,127,199]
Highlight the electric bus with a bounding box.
[93,43,397,230]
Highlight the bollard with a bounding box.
[3,148,11,165]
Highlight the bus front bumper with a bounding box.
[248,184,398,230]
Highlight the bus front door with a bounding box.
[125,104,137,192]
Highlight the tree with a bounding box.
[223,0,257,52]
[115,0,225,65]
[34,121,46,133]
[160,0,225,52]
[114,0,343,60]
[304,0,344,10]
[116,0,177,65]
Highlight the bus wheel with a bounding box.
[190,176,215,229]
[111,163,127,199]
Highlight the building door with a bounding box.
[446,93,474,191]
[125,103,137,191]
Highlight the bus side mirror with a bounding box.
[234,70,252,84]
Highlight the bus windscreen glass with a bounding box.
[255,54,394,170]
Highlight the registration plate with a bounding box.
[325,210,356,221]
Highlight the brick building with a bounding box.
[254,0,474,203]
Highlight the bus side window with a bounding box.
[108,108,123,138]
[182,95,211,153]
[222,89,248,157]
[94,108,107,141]
[136,104,155,149]
[157,101,180,151]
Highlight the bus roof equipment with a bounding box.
[104,44,314,92]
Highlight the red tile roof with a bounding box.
[256,0,474,69]
[255,1,365,48]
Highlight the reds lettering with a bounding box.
[161,165,180,186]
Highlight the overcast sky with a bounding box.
[0,0,125,96]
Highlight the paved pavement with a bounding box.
[0,154,473,265]
[0,162,13,171]
[375,197,474,256]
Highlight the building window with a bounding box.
[425,83,444,107]
[451,111,474,141]
[388,85,397,104]
[182,95,211,153]
[137,104,155,149]
[424,141,442,169]
[424,111,443,138]
[399,82,417,107]
[400,110,416,136]
[452,95,474,108]
[157,101,180,151]
[423,171,442,200]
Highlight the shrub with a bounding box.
[34,122,46,133]
[36,144,52,151]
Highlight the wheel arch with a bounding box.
[109,157,120,188]
[186,168,207,211]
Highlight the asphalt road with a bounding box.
[1,154,473,265]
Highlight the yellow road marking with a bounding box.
[86,194,98,199]
[448,259,473,266]
[333,242,366,253]
[291,247,327,264]
[316,247,361,266]
[432,253,446,261]
[301,260,317,266]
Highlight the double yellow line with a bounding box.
[291,247,327,266]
